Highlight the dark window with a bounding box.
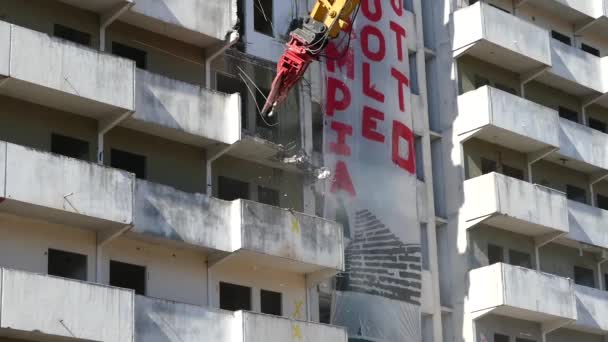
[216,73,248,130]
[48,249,87,281]
[111,149,147,179]
[415,136,424,181]
[581,43,600,57]
[220,282,252,311]
[502,164,524,180]
[260,289,282,316]
[495,83,517,95]
[494,334,509,342]
[218,176,249,201]
[552,30,572,46]
[567,185,587,204]
[488,244,504,265]
[254,0,274,36]
[312,102,324,153]
[589,118,607,133]
[574,266,595,288]
[319,291,331,324]
[54,24,91,46]
[112,42,147,69]
[409,54,419,95]
[558,106,579,122]
[597,194,608,211]
[474,75,490,89]
[110,260,146,295]
[258,186,279,206]
[481,158,497,175]
[509,250,532,269]
[605,274,608,291]
[51,133,89,161]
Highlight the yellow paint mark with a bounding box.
[293,324,302,340]
[291,217,300,234]
[292,300,304,319]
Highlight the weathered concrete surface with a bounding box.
[0,142,5,199]
[6,22,135,111]
[133,180,234,252]
[241,311,348,342]
[127,0,236,46]
[558,118,608,171]
[0,268,134,342]
[462,172,569,234]
[548,39,605,94]
[573,284,608,333]
[567,200,608,249]
[421,270,434,315]
[135,296,233,342]
[453,2,551,70]
[133,69,241,146]
[468,263,577,321]
[0,21,9,77]
[417,179,428,223]
[239,200,344,271]
[4,142,134,225]
[457,86,560,150]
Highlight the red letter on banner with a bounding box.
[391,0,403,16]
[361,0,382,22]
[326,77,351,116]
[330,121,353,156]
[325,42,355,80]
[390,21,407,62]
[363,63,385,103]
[361,25,386,62]
[391,67,410,112]
[392,121,415,174]
[331,161,356,196]
[362,106,385,143]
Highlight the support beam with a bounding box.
[534,232,567,271]
[520,66,550,98]
[206,143,236,195]
[100,1,133,51]
[205,31,240,89]
[541,319,574,342]
[97,110,134,164]
[514,0,532,9]
[526,147,558,182]
[305,269,339,289]
[575,18,600,35]
[597,255,608,291]
[582,93,608,125]
[96,224,132,282]
[457,126,484,144]
[588,171,608,206]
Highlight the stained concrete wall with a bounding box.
[548,39,605,93]
[457,86,560,147]
[548,328,604,342]
[4,142,134,225]
[469,225,537,270]
[239,200,344,270]
[462,172,569,232]
[130,0,236,42]
[135,296,233,342]
[567,200,608,248]
[573,285,608,333]
[463,139,528,180]
[475,314,541,342]
[8,22,135,111]
[468,263,577,320]
[133,180,234,252]
[242,311,348,342]
[134,69,241,146]
[0,268,134,342]
[558,118,608,170]
[539,244,607,288]
[458,56,521,95]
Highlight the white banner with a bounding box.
[322,0,421,340]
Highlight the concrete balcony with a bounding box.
[572,285,608,333]
[552,118,608,173]
[0,268,134,342]
[567,200,608,249]
[132,180,344,274]
[468,263,576,324]
[521,0,601,23]
[453,2,551,74]
[58,0,236,47]
[228,134,303,173]
[0,21,135,120]
[456,86,560,153]
[136,296,347,342]
[0,141,134,230]
[462,172,569,235]
[127,69,241,146]
[538,39,605,97]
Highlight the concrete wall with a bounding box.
[567,200,608,248]
[463,139,528,180]
[548,329,604,342]
[130,0,236,42]
[0,268,134,342]
[4,142,134,225]
[558,118,608,170]
[475,314,541,342]
[239,200,343,270]
[468,263,577,320]
[242,311,348,342]
[135,296,233,342]
[462,172,569,232]
[469,225,536,270]
[133,180,234,252]
[8,21,135,111]
[133,69,241,146]
[457,86,560,147]
[539,243,607,287]
[548,39,605,93]
[458,56,521,95]
[573,285,608,333]
[0,21,9,77]
[101,237,208,306]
